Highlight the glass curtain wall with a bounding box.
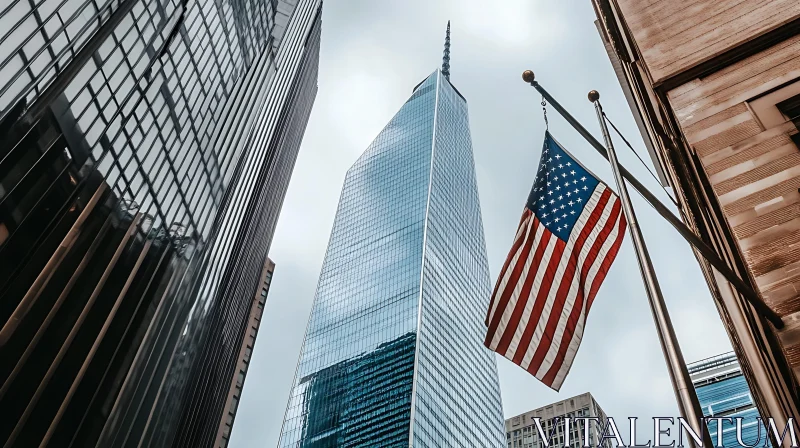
[0,0,322,446]
[279,70,505,448]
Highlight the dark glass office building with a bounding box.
[689,353,765,447]
[278,33,506,447]
[0,0,321,445]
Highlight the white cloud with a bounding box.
[456,0,566,51]
[324,69,401,153]
[606,324,675,408]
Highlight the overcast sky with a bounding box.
[229,1,734,446]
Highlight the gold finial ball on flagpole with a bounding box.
[522,70,535,83]
[588,90,600,103]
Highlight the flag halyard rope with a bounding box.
[602,111,678,207]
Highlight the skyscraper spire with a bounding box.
[442,21,451,80]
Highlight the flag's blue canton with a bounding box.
[526,133,600,242]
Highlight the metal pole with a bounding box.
[590,91,712,448]
[519,71,783,330]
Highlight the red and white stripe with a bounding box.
[484,184,626,390]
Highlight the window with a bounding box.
[749,79,800,150]
[776,94,800,148]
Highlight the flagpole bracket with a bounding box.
[541,97,549,131]
[523,71,549,130]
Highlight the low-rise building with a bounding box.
[505,393,611,448]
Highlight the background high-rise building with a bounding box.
[689,353,764,447]
[277,38,506,447]
[505,393,611,448]
[0,0,321,445]
[592,0,800,426]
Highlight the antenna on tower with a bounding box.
[442,21,451,80]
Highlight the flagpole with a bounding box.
[518,70,783,330]
[588,90,712,448]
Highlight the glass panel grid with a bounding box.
[695,367,765,447]
[279,71,505,447]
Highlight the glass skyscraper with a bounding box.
[0,0,321,446]
[279,32,506,447]
[689,352,765,447]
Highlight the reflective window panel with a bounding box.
[0,0,322,446]
[690,353,766,448]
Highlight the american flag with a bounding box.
[484,132,627,391]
